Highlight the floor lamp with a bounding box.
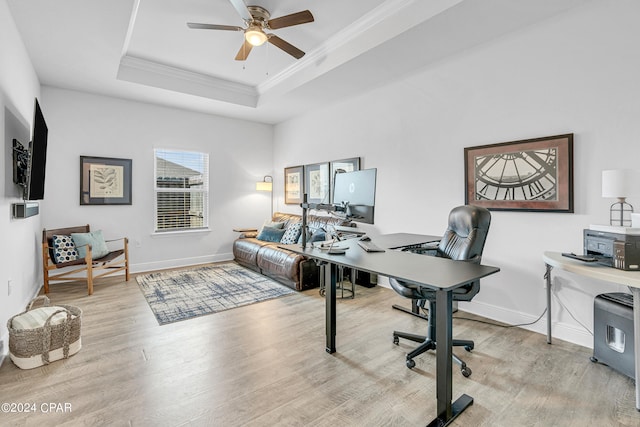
[256,175,273,217]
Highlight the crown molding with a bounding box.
[256,0,462,102]
[117,55,259,107]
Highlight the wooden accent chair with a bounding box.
[42,225,129,295]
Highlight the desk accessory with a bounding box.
[602,169,640,226]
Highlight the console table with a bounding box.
[284,236,500,426]
[543,251,640,411]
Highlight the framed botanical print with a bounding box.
[284,165,304,204]
[330,157,360,176]
[464,134,573,212]
[80,156,132,205]
[304,162,330,204]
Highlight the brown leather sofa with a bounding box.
[233,212,351,291]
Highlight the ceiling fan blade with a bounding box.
[228,0,252,22]
[235,40,253,61]
[187,23,243,31]
[268,10,314,30]
[268,35,305,59]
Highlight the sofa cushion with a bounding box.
[233,238,272,267]
[256,226,286,243]
[256,246,303,284]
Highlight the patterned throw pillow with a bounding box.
[52,235,78,264]
[280,222,303,244]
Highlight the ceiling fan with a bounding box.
[187,0,314,61]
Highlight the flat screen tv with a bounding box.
[332,168,377,224]
[13,98,48,200]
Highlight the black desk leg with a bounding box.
[325,262,337,353]
[427,289,473,427]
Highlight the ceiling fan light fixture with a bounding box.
[245,26,267,46]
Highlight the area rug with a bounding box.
[136,262,295,325]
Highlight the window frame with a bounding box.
[153,148,210,233]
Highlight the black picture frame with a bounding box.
[329,157,360,203]
[464,134,573,212]
[284,165,304,205]
[80,156,132,205]
[304,162,330,204]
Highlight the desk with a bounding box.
[543,251,640,411]
[284,237,500,426]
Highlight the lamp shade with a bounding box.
[256,181,272,192]
[602,169,640,198]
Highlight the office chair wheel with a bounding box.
[461,366,472,377]
[393,336,399,345]
[406,358,416,369]
[464,344,474,352]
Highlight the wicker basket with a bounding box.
[8,295,82,369]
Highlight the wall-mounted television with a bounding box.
[13,98,48,200]
[332,168,377,224]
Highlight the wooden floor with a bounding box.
[1,269,638,427]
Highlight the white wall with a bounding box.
[40,87,274,273]
[0,0,43,357]
[273,0,640,348]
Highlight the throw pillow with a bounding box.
[256,226,286,243]
[309,230,326,243]
[297,227,326,244]
[71,230,109,259]
[280,221,303,244]
[261,220,285,230]
[51,234,78,264]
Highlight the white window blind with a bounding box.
[154,149,209,232]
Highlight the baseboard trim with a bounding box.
[131,253,234,275]
[0,338,5,368]
[461,299,593,349]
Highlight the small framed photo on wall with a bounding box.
[284,165,304,204]
[80,156,132,205]
[304,162,330,204]
[330,157,360,202]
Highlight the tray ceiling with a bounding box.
[8,0,590,123]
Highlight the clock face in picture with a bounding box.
[474,148,558,201]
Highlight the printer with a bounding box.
[584,225,640,271]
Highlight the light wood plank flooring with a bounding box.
[1,268,638,426]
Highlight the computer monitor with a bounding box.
[332,168,377,224]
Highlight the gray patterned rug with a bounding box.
[136,262,295,325]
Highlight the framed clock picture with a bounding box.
[464,134,574,212]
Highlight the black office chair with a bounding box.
[390,205,491,377]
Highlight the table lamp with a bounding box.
[602,169,640,226]
[256,175,273,217]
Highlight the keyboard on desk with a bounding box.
[357,240,385,252]
[561,252,599,262]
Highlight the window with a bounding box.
[154,149,209,232]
